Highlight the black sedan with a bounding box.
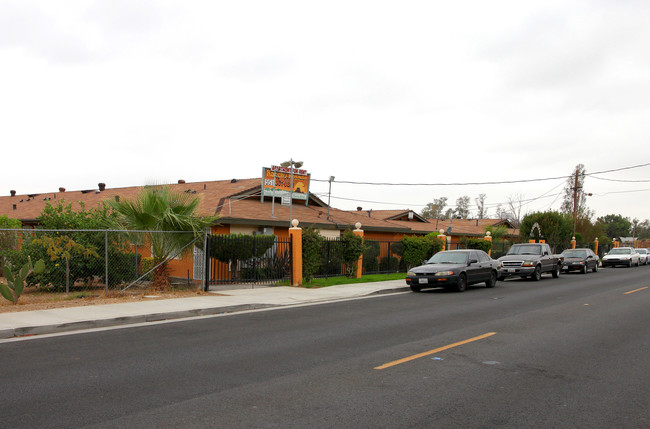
[406,249,498,292]
[560,248,599,274]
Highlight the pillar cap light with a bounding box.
[355,222,362,230]
[291,219,299,228]
[485,231,491,237]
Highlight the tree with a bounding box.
[339,229,365,278]
[506,193,525,227]
[636,219,650,239]
[560,164,594,234]
[454,195,471,219]
[475,194,487,219]
[596,214,632,239]
[421,197,448,220]
[520,211,573,252]
[109,186,218,290]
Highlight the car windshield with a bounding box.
[507,245,541,255]
[427,252,468,264]
[562,250,587,258]
[609,248,631,255]
[637,249,647,254]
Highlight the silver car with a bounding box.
[636,248,648,265]
[601,247,640,267]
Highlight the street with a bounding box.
[1,267,649,428]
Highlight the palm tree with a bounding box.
[109,186,218,290]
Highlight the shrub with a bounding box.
[340,229,365,278]
[302,227,324,282]
[459,237,492,253]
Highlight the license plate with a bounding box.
[418,278,428,284]
[507,268,516,273]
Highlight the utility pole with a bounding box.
[572,171,580,239]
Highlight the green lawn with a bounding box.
[278,272,406,288]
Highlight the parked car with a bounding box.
[406,249,498,292]
[497,243,563,281]
[636,248,648,265]
[560,248,599,273]
[601,247,640,267]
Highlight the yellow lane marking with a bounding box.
[374,332,497,370]
[624,286,648,295]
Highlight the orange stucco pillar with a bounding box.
[484,232,492,256]
[353,224,364,279]
[437,229,446,251]
[290,220,302,286]
[594,238,599,255]
[571,236,577,249]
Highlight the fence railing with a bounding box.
[0,228,207,294]
[207,234,292,285]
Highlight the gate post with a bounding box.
[353,222,364,279]
[290,219,302,286]
[203,233,211,292]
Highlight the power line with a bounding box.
[310,162,650,186]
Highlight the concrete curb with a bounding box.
[1,286,411,339]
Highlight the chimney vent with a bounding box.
[178,179,185,184]
[10,190,16,197]
[59,187,66,193]
[357,206,362,211]
[98,183,106,191]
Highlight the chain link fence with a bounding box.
[0,228,208,295]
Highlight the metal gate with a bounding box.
[206,234,292,286]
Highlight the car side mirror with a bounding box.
[469,259,478,265]
[422,260,428,265]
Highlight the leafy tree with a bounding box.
[596,214,632,239]
[109,186,218,290]
[340,229,365,278]
[454,195,471,219]
[636,219,650,239]
[520,211,573,252]
[421,197,448,220]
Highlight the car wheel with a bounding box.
[410,284,421,292]
[581,264,588,274]
[456,273,467,292]
[485,271,497,288]
[552,264,561,278]
[592,262,598,273]
[531,265,542,281]
[636,260,640,267]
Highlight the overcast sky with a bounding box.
[2,0,649,222]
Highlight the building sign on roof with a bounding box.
[261,166,311,201]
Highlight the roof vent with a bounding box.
[98,183,106,191]
[357,206,362,211]
[59,187,66,193]
[10,190,16,197]
[231,179,237,183]
[178,179,186,184]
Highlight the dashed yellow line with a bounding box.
[624,286,648,295]
[374,332,497,370]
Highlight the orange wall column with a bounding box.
[594,237,599,255]
[484,231,493,256]
[290,219,303,286]
[571,236,577,249]
[437,229,446,251]
[353,223,364,279]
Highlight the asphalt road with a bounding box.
[1,266,649,428]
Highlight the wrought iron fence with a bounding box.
[0,228,207,295]
[362,240,404,274]
[207,234,292,286]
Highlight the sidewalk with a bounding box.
[0,280,409,339]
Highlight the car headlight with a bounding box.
[522,260,536,267]
[435,271,454,276]
[407,271,415,277]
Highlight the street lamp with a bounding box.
[280,159,303,227]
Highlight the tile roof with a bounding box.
[0,179,518,236]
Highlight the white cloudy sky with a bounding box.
[1,0,650,221]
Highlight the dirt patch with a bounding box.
[0,284,219,313]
